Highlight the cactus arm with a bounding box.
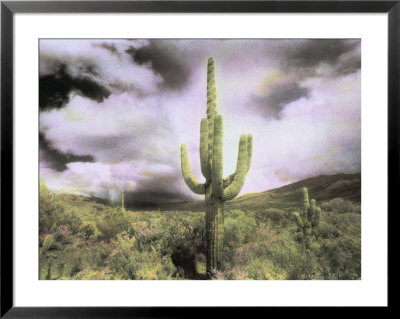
[223,173,235,188]
[200,118,211,180]
[303,187,310,205]
[309,198,316,219]
[222,135,248,201]
[222,134,253,188]
[310,199,316,213]
[212,115,224,197]
[180,144,205,195]
[312,207,321,227]
[303,187,310,213]
[293,212,303,228]
[246,134,252,174]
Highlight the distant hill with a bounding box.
[53,172,360,212]
[228,172,360,209]
[155,172,361,211]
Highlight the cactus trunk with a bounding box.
[205,188,224,273]
[180,58,252,277]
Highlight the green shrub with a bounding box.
[97,207,131,242]
[224,210,257,245]
[79,221,98,240]
[54,208,82,234]
[160,212,204,252]
[39,183,63,234]
[267,238,320,280]
[315,222,341,239]
[54,225,73,244]
[42,234,54,252]
[319,236,361,279]
[245,258,286,280]
[75,267,119,280]
[255,208,290,227]
[109,232,177,280]
[320,198,361,214]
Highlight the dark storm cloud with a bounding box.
[334,54,361,76]
[76,134,142,163]
[93,42,119,54]
[39,132,95,172]
[282,39,360,77]
[252,81,310,119]
[39,64,110,110]
[125,40,191,91]
[125,171,194,205]
[125,189,192,206]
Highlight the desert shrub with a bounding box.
[54,208,82,234]
[41,234,54,252]
[161,212,204,251]
[245,258,286,280]
[134,250,177,280]
[269,240,320,280]
[39,183,82,235]
[224,210,257,245]
[156,212,205,279]
[39,183,63,234]
[315,222,341,240]
[97,207,131,242]
[217,266,248,280]
[92,242,114,266]
[74,267,119,280]
[320,198,361,214]
[54,225,73,244]
[131,221,163,251]
[255,208,291,227]
[39,234,56,280]
[109,232,177,280]
[70,257,83,277]
[318,235,361,279]
[322,213,361,237]
[79,221,98,240]
[57,263,73,279]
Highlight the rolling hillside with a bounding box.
[55,172,360,212]
[151,172,360,211]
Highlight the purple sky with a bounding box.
[39,39,361,204]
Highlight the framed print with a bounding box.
[1,0,396,316]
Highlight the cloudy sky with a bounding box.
[39,39,361,204]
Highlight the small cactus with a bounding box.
[293,187,321,248]
[121,190,125,212]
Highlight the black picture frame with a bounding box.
[1,1,395,317]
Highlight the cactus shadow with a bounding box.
[171,246,209,280]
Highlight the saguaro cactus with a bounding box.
[180,58,252,276]
[293,187,321,248]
